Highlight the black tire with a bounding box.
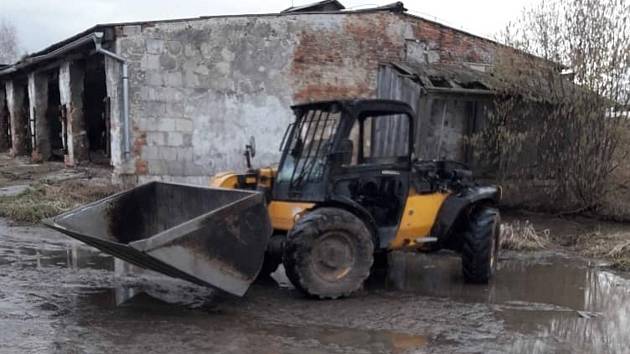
[283,207,374,299]
[461,206,500,284]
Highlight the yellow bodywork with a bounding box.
[389,190,450,249]
[210,170,449,247]
[210,171,240,189]
[210,168,276,189]
[210,169,312,231]
[268,201,315,231]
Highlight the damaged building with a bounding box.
[0,1,554,185]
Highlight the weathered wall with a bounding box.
[405,16,500,66]
[59,60,89,166]
[27,72,50,162]
[117,17,297,184]
[0,85,8,151]
[108,11,531,184]
[115,12,409,184]
[5,80,29,157]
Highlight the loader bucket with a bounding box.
[42,182,272,296]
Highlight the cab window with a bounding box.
[344,113,410,166]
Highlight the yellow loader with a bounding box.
[44,99,501,299]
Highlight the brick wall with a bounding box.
[111,10,537,183]
[291,12,407,102]
[408,16,499,65]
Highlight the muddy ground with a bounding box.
[1,154,629,353]
[0,219,629,354]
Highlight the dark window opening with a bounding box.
[84,56,110,165]
[428,76,452,88]
[1,94,10,150]
[22,83,32,154]
[458,81,488,90]
[46,71,64,161]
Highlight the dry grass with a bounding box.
[0,180,120,224]
[500,220,550,250]
[581,233,630,271]
[606,241,630,270]
[569,228,630,271]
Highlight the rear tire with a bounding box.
[283,208,374,299]
[461,207,500,284]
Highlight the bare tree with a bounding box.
[474,0,630,213]
[0,19,20,64]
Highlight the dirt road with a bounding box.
[0,219,628,354]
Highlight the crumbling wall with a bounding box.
[110,11,534,183]
[59,61,90,166]
[114,12,410,183]
[116,17,298,184]
[27,72,51,162]
[291,12,408,102]
[405,16,499,66]
[5,79,29,157]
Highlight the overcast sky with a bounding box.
[2,0,536,54]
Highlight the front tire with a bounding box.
[283,208,374,299]
[461,207,500,284]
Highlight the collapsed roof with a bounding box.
[390,62,581,103]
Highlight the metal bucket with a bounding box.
[43,182,272,296]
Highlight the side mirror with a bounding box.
[244,136,256,170]
[247,136,256,158]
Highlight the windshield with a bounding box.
[276,106,342,188]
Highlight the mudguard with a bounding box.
[431,185,500,250]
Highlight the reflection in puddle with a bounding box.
[110,259,218,308]
[379,251,630,353]
[243,322,429,354]
[1,241,113,271]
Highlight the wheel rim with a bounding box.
[311,231,355,282]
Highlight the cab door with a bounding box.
[331,112,413,249]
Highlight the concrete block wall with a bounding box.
[116,16,298,184]
[107,11,538,184]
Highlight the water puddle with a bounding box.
[377,251,630,353]
[10,244,113,271]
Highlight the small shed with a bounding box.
[378,62,498,164]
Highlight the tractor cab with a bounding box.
[274,99,416,246]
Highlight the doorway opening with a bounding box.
[84,56,109,165]
[46,71,64,161]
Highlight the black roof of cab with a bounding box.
[291,99,416,119]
